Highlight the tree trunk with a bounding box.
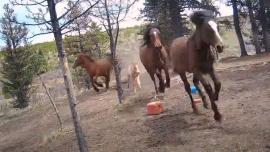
[77,25,84,52]
[96,43,101,58]
[46,1,88,152]
[104,0,123,104]
[168,0,184,38]
[246,0,261,54]
[232,0,248,56]
[39,74,63,129]
[259,0,270,52]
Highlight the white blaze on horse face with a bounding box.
[208,20,223,44]
[152,30,162,48]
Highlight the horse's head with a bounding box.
[143,26,162,49]
[191,11,224,53]
[73,55,83,68]
[73,54,93,68]
[149,28,162,49]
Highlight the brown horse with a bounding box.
[73,53,113,92]
[140,26,170,95]
[170,11,224,121]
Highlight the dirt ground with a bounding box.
[0,54,270,152]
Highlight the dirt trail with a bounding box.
[0,55,270,152]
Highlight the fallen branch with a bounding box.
[38,74,63,129]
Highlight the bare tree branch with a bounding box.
[10,0,48,7]
[60,0,100,29]
[27,31,52,39]
[57,0,80,20]
[12,20,52,26]
[61,29,75,35]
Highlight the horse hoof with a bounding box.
[159,88,165,93]
[214,113,222,122]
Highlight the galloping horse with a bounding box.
[170,11,224,121]
[140,26,170,95]
[73,53,113,92]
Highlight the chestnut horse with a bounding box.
[140,26,170,95]
[73,53,113,92]
[170,11,224,121]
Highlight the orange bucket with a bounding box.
[147,101,164,115]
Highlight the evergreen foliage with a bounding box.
[0,4,45,108]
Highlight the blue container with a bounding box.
[191,86,198,94]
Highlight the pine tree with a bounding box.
[141,0,218,44]
[0,4,44,108]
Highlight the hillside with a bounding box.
[1,18,267,152]
[0,53,270,152]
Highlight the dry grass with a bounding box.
[42,127,73,144]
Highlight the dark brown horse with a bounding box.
[73,53,113,92]
[140,26,170,95]
[170,11,224,121]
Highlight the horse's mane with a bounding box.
[142,24,160,46]
[190,10,215,26]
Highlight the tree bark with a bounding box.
[259,0,270,52]
[39,74,63,129]
[232,0,248,56]
[246,0,261,54]
[104,0,123,104]
[46,1,88,152]
[78,28,84,52]
[168,0,184,38]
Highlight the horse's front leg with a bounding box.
[193,74,208,109]
[156,69,165,93]
[148,71,158,95]
[196,73,222,121]
[209,69,221,101]
[179,73,198,114]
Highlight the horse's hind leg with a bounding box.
[156,69,165,93]
[94,76,104,87]
[193,74,208,109]
[196,73,222,121]
[90,77,100,92]
[179,73,198,114]
[209,70,221,101]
